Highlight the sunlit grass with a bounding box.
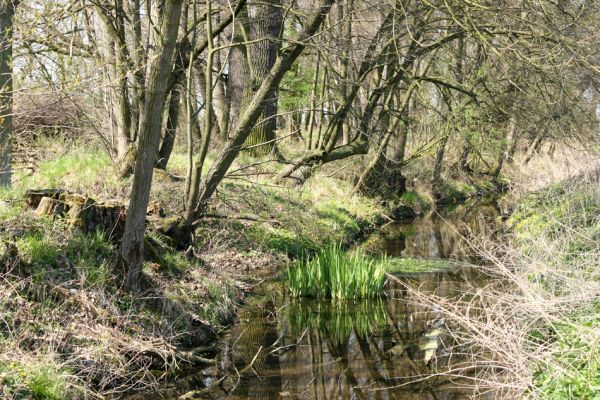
[14,147,122,198]
[0,359,72,400]
[287,244,387,299]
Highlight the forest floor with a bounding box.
[0,137,597,399]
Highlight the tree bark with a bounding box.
[227,9,250,128]
[354,85,415,194]
[212,11,230,141]
[94,2,134,174]
[0,0,16,186]
[237,0,283,155]
[432,135,448,184]
[157,78,183,170]
[121,0,184,291]
[493,114,517,178]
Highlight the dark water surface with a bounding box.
[147,201,502,399]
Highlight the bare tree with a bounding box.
[121,0,185,291]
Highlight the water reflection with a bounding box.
[154,202,502,400]
[365,201,500,261]
[193,266,493,400]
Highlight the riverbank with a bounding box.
[415,165,600,398]
[507,167,600,398]
[1,138,594,399]
[1,142,398,398]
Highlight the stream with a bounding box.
[147,201,502,399]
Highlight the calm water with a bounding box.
[145,202,502,399]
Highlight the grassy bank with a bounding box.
[507,168,600,399]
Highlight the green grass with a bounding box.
[287,244,387,299]
[18,148,121,196]
[0,360,72,400]
[250,225,320,258]
[531,304,600,399]
[398,190,431,214]
[230,179,383,259]
[435,180,476,204]
[8,216,118,288]
[509,183,599,247]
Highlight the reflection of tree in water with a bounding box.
[370,202,500,262]
[212,204,500,400]
[217,269,492,400]
[227,299,282,400]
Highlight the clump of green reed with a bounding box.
[287,244,386,299]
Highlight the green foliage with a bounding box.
[400,191,427,209]
[21,148,120,195]
[509,175,600,398]
[384,190,432,219]
[11,218,117,288]
[202,281,238,326]
[532,305,600,399]
[250,225,320,259]
[0,360,71,400]
[16,231,60,268]
[0,185,26,220]
[510,184,599,244]
[279,58,315,112]
[238,179,383,259]
[435,180,476,204]
[316,202,362,237]
[287,244,387,299]
[65,231,117,287]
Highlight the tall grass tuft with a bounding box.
[287,244,387,299]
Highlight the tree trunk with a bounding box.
[157,79,183,170]
[354,78,417,195]
[338,0,353,145]
[458,144,472,172]
[193,60,221,139]
[432,136,448,184]
[0,1,16,186]
[524,132,543,165]
[506,124,520,164]
[241,0,283,155]
[227,10,250,129]
[121,0,184,291]
[127,0,145,143]
[94,2,134,174]
[493,115,517,178]
[212,11,230,141]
